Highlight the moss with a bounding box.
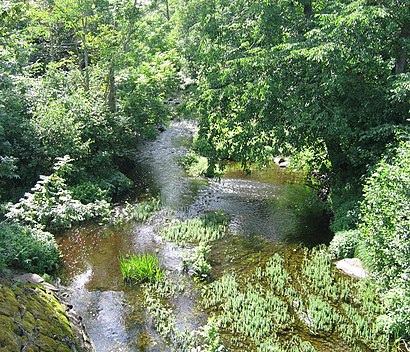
[0,315,20,350]
[0,280,86,351]
[36,333,72,352]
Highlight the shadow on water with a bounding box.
[57,120,332,351]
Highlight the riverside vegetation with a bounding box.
[140,215,392,351]
[0,0,409,349]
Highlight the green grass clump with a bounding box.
[119,253,163,284]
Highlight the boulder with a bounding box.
[335,258,368,279]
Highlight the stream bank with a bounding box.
[56,120,387,351]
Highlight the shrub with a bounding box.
[359,141,410,285]
[0,222,60,273]
[179,150,209,177]
[5,156,111,231]
[70,182,111,203]
[328,230,360,260]
[359,141,410,339]
[119,253,163,284]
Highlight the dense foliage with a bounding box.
[0,0,178,203]
[0,222,59,273]
[172,0,409,221]
[359,141,410,339]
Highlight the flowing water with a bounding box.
[57,120,332,351]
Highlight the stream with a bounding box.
[57,119,332,352]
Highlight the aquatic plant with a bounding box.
[264,253,291,296]
[197,245,393,351]
[144,277,226,351]
[160,213,227,245]
[111,198,161,224]
[202,273,239,309]
[257,338,285,352]
[302,246,338,301]
[202,273,293,347]
[126,198,161,222]
[282,336,316,352]
[303,294,339,335]
[183,244,212,279]
[119,253,163,283]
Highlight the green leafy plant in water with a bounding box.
[127,198,161,222]
[302,246,338,301]
[283,336,316,352]
[303,294,339,335]
[183,244,212,279]
[264,253,291,296]
[144,276,226,351]
[202,272,293,347]
[112,198,161,225]
[160,212,227,245]
[119,253,163,284]
[199,246,392,351]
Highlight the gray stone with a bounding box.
[335,258,368,279]
[15,273,45,284]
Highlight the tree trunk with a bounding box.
[107,64,116,113]
[165,0,170,21]
[81,17,90,91]
[303,1,312,18]
[395,24,409,74]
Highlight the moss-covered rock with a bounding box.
[0,279,93,352]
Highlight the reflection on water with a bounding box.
[58,120,331,351]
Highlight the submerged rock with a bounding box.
[0,276,93,351]
[335,258,368,279]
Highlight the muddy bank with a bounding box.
[0,275,93,352]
